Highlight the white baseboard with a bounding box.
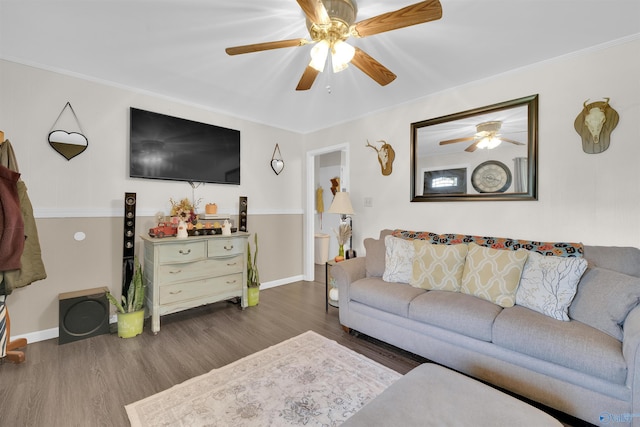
[14,275,305,344]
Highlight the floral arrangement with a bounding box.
[334,222,352,246]
[170,197,201,223]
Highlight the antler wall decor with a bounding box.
[574,98,619,154]
[366,140,395,175]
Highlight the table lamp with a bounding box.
[327,191,356,259]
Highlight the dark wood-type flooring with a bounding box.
[0,272,592,426]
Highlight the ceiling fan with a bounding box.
[439,121,525,153]
[225,0,443,91]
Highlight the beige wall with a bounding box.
[0,59,305,338]
[304,38,640,252]
[7,214,301,337]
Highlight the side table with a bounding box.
[325,261,339,312]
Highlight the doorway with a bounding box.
[304,143,350,281]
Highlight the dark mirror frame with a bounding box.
[411,94,538,202]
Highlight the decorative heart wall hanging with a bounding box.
[271,143,285,175]
[48,102,88,160]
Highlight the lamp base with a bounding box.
[346,249,357,259]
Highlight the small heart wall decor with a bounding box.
[48,130,89,160]
[271,143,285,175]
[271,159,285,175]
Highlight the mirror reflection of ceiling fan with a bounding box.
[225,0,443,90]
[439,121,525,153]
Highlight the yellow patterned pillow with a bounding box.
[411,241,468,291]
[461,242,529,307]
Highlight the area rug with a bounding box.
[126,331,402,427]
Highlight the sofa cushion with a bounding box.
[392,229,583,257]
[350,277,425,317]
[409,290,502,342]
[410,241,468,291]
[460,243,529,308]
[382,235,414,284]
[569,267,640,341]
[363,230,393,278]
[516,251,588,321]
[493,305,626,385]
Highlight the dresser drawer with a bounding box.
[157,255,244,286]
[159,273,244,305]
[158,241,206,264]
[208,237,244,257]
[157,260,211,286]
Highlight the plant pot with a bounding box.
[117,309,144,338]
[247,287,259,306]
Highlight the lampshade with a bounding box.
[310,40,330,72]
[331,41,355,73]
[327,191,355,215]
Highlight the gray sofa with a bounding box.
[332,229,640,426]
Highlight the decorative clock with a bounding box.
[471,160,512,193]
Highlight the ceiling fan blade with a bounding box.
[352,0,443,38]
[350,47,396,86]
[225,38,308,55]
[465,141,480,152]
[500,137,525,146]
[296,0,330,25]
[439,137,475,145]
[296,64,320,91]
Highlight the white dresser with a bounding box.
[140,232,249,333]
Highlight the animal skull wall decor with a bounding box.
[574,98,619,154]
[366,140,395,175]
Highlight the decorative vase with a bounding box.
[177,219,188,239]
[247,286,259,306]
[338,245,345,257]
[117,309,144,338]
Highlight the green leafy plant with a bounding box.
[107,256,145,313]
[247,233,260,288]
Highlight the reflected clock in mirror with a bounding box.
[410,94,538,202]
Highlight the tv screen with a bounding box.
[129,108,240,184]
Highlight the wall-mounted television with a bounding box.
[129,108,240,185]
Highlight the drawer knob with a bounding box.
[226,279,237,284]
[169,269,182,274]
[227,262,237,266]
[224,245,234,251]
[169,290,183,295]
[179,249,191,255]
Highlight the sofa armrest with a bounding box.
[331,257,366,326]
[623,305,640,392]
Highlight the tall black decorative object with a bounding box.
[239,196,248,232]
[123,192,136,296]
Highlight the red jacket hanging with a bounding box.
[0,165,24,271]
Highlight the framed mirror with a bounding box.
[411,94,538,202]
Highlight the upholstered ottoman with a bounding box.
[343,363,562,426]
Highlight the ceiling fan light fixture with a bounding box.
[310,40,330,72]
[331,41,355,73]
[477,136,502,150]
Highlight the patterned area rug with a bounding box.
[126,331,402,426]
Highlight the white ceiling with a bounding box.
[1,0,639,134]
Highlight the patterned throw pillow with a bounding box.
[382,235,414,284]
[516,251,588,321]
[410,241,468,291]
[461,243,529,307]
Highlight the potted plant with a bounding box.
[107,256,145,338]
[247,233,260,306]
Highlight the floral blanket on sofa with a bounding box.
[391,230,583,258]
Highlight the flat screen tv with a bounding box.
[129,108,240,185]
